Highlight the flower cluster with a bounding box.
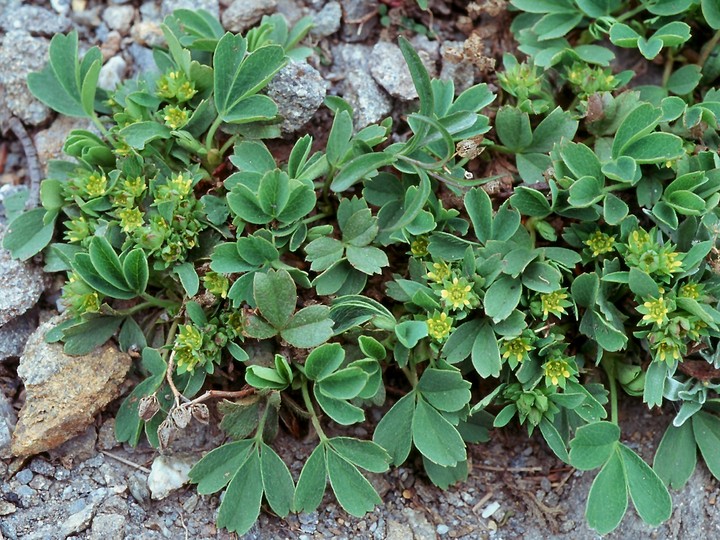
[565,62,620,97]
[623,228,683,280]
[426,311,453,342]
[584,230,615,257]
[539,289,572,320]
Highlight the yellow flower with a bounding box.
[501,336,533,363]
[440,277,473,310]
[163,106,189,129]
[117,207,144,233]
[679,283,701,300]
[540,289,569,319]
[642,297,669,326]
[85,173,107,198]
[411,236,429,257]
[427,262,451,283]
[655,340,681,363]
[544,359,571,386]
[584,230,615,257]
[426,312,453,342]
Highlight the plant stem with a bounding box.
[92,114,116,146]
[698,29,720,69]
[204,115,224,151]
[141,293,180,310]
[301,380,329,443]
[219,134,239,156]
[662,51,675,88]
[601,355,619,425]
[301,212,331,225]
[616,3,647,22]
[401,366,418,388]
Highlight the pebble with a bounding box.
[0,31,51,126]
[370,41,418,100]
[0,224,45,328]
[310,1,341,38]
[340,0,378,43]
[147,455,195,500]
[267,61,327,134]
[0,310,37,363]
[130,21,164,48]
[28,459,55,477]
[98,55,127,91]
[15,469,33,485]
[437,523,450,535]
[481,501,501,519]
[0,4,71,36]
[128,43,159,75]
[0,389,17,458]
[102,5,135,33]
[89,513,126,540]
[222,0,276,34]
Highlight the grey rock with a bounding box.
[402,507,436,540]
[47,421,99,466]
[437,523,450,535]
[50,0,71,15]
[34,116,94,174]
[343,71,393,129]
[440,40,476,94]
[275,0,306,26]
[128,471,151,503]
[0,389,16,458]
[139,0,163,22]
[28,458,55,477]
[162,0,220,19]
[370,41,417,100]
[386,519,413,540]
[0,31,51,126]
[128,43,159,75]
[340,0,378,43]
[311,1,341,38]
[98,55,127,91]
[12,316,131,457]
[130,21,165,48]
[90,513,126,540]
[102,5,135,34]
[411,33,440,63]
[15,469,33,485]
[0,5,71,36]
[0,308,37,362]
[0,225,45,327]
[147,454,196,500]
[222,0,276,34]
[267,61,327,134]
[60,500,99,537]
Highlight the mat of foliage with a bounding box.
[5,1,720,536]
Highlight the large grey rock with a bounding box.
[340,0,378,42]
[11,316,132,457]
[370,41,418,100]
[311,1,341,38]
[0,309,37,362]
[0,4,71,36]
[222,0,276,33]
[267,61,327,134]
[0,224,45,327]
[0,31,51,126]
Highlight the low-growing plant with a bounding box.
[6,3,720,536]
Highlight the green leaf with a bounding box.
[306,237,344,272]
[622,133,684,164]
[667,64,702,96]
[218,398,260,439]
[314,388,365,425]
[653,21,691,47]
[638,36,663,60]
[417,368,472,412]
[2,208,56,260]
[119,122,172,150]
[246,365,290,390]
[628,267,660,298]
[346,246,388,275]
[619,444,672,526]
[173,262,199,297]
[88,236,128,290]
[612,103,661,158]
[62,316,123,355]
[230,140,276,173]
[472,323,502,378]
[412,397,466,466]
[509,187,551,218]
[395,320,429,348]
[326,449,381,517]
[358,335,386,361]
[496,106,532,151]
[569,421,621,470]
[329,438,391,473]
[423,456,468,489]
[398,36,433,117]
[568,176,604,208]
[571,272,599,308]
[318,367,368,400]
[327,110,353,166]
[294,444,327,513]
[539,418,570,463]
[526,107,578,153]
[260,443,295,517]
[602,156,639,183]
[123,249,149,295]
[609,22,640,47]
[484,277,522,322]
[304,343,345,380]
[653,421,696,490]
[703,0,720,28]
[559,142,602,180]
[190,440,255,494]
[604,193,629,225]
[465,188,493,244]
[586,448,628,535]
[373,393,415,465]
[216,449,264,534]
[692,411,720,480]
[522,261,561,293]
[330,153,395,192]
[254,269,296,329]
[442,319,482,364]
[282,305,334,348]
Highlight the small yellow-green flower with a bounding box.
[65,216,91,243]
[440,277,474,310]
[641,297,669,326]
[176,324,203,350]
[679,282,701,300]
[168,173,193,197]
[584,230,615,257]
[501,336,533,363]
[176,81,197,102]
[660,250,683,273]
[203,271,229,299]
[85,173,108,198]
[163,106,189,129]
[540,289,570,319]
[544,358,572,386]
[117,207,144,233]
[427,261,451,283]
[411,236,429,257]
[123,176,147,198]
[655,340,681,363]
[426,311,453,342]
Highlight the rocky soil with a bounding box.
[1,0,719,539]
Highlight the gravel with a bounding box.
[0,3,71,36]
[267,61,328,134]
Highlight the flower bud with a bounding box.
[138,395,160,421]
[171,405,192,429]
[191,403,210,424]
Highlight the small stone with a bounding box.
[310,1,341,37]
[0,5,71,36]
[340,0,378,43]
[128,43,159,75]
[222,0,276,34]
[402,508,436,540]
[60,502,98,537]
[437,524,450,535]
[0,225,45,328]
[370,42,418,100]
[0,390,17,458]
[0,500,16,516]
[11,316,132,457]
[343,71,393,129]
[481,501,501,519]
[0,31,50,128]
[102,5,135,33]
[98,55,127,91]
[34,116,95,173]
[90,513,125,540]
[162,0,220,19]
[130,21,165,48]
[385,520,413,540]
[15,469,33,485]
[147,454,196,500]
[97,418,118,451]
[28,458,55,477]
[0,310,38,363]
[267,61,327,134]
[128,471,150,503]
